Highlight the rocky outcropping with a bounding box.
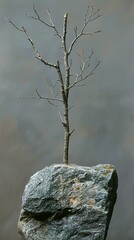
[18,164,118,240]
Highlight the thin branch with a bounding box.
[89,7,102,22]
[46,80,59,107]
[8,19,25,32]
[35,89,63,103]
[47,99,58,107]
[46,9,62,39]
[26,4,52,28]
[26,4,62,39]
[46,79,56,96]
[22,26,58,68]
[82,30,101,36]
[9,19,58,69]
[58,110,64,123]
[69,60,100,89]
[18,89,63,105]
[85,5,90,21]
[46,79,64,122]
[69,129,74,135]
[80,60,100,80]
[73,25,78,38]
[68,6,101,55]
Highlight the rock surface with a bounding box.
[18,164,118,240]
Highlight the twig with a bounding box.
[9,19,58,69]
[19,89,63,105]
[69,49,100,89]
[26,4,62,39]
[46,9,62,39]
[68,7,101,55]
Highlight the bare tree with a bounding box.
[9,4,101,164]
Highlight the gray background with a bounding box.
[0,0,134,239]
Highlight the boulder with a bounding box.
[18,164,118,240]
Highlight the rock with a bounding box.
[18,164,118,240]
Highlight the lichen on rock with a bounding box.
[18,164,118,240]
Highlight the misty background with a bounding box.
[0,0,134,239]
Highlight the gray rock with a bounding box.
[18,164,118,240]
